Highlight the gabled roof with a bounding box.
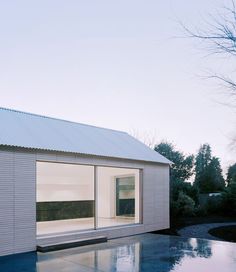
[0,107,171,164]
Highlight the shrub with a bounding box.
[195,206,208,216]
[171,191,196,217]
[222,181,236,216]
[205,195,223,214]
[171,179,199,204]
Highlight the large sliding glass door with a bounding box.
[97,167,140,228]
[37,162,94,235]
[36,162,141,236]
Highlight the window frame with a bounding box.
[36,160,143,236]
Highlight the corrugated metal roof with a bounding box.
[0,107,171,164]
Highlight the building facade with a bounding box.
[0,108,170,256]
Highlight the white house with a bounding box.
[0,107,170,256]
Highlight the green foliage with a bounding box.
[205,195,223,214]
[154,142,194,182]
[171,191,195,217]
[222,182,236,215]
[154,141,236,219]
[226,163,236,185]
[194,144,225,193]
[208,157,225,191]
[171,179,199,204]
[155,142,197,218]
[195,205,208,216]
[36,200,94,221]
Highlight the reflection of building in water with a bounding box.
[113,243,140,271]
[37,242,141,271]
[139,236,174,272]
[5,234,236,272]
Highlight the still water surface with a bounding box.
[0,233,235,272]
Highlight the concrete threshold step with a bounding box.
[37,236,107,253]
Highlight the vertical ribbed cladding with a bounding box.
[14,151,37,254]
[0,151,14,256]
[0,150,37,256]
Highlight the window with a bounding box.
[36,162,94,235]
[97,166,140,228]
[36,162,141,235]
[116,176,135,217]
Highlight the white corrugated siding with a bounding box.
[14,152,36,253]
[0,149,170,256]
[0,151,14,256]
[0,151,36,256]
[0,107,170,164]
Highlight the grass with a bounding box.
[208,225,236,242]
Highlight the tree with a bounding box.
[183,0,236,101]
[226,163,236,184]
[155,142,198,218]
[172,179,199,204]
[222,181,236,215]
[194,144,212,191]
[194,144,225,193]
[154,142,194,182]
[208,157,225,191]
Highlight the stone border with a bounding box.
[178,222,236,241]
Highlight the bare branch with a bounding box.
[129,129,159,148]
[182,1,236,56]
[208,74,236,95]
[182,1,236,147]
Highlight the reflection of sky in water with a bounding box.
[172,239,236,272]
[0,234,236,272]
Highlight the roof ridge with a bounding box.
[0,107,127,134]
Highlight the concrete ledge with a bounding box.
[37,236,107,252]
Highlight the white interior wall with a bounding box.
[97,167,139,222]
[37,162,94,201]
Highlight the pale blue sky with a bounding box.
[0,0,235,171]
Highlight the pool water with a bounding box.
[0,233,236,272]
